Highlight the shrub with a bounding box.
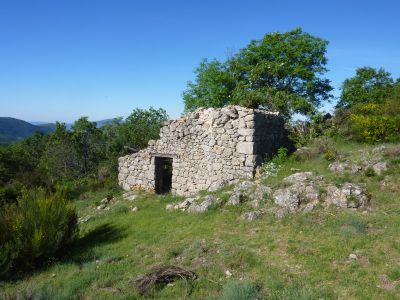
[314,138,338,161]
[346,99,400,143]
[364,167,376,177]
[289,113,333,147]
[0,188,77,278]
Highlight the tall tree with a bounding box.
[119,107,168,150]
[38,123,79,185]
[338,67,395,108]
[71,117,105,174]
[183,28,332,117]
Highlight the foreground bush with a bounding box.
[0,189,77,279]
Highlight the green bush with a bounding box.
[0,188,77,278]
[347,100,400,143]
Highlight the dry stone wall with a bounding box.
[118,105,289,196]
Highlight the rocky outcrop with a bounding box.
[166,171,370,220]
[271,172,370,216]
[325,183,369,208]
[328,146,389,176]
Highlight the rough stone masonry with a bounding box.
[118,105,289,196]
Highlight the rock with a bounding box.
[248,185,272,208]
[272,188,300,212]
[226,192,244,206]
[176,198,196,211]
[225,270,232,278]
[325,183,369,208]
[373,161,388,175]
[187,195,218,213]
[234,181,254,193]
[302,203,315,213]
[131,206,139,212]
[283,172,313,184]
[302,183,319,203]
[97,203,107,210]
[348,253,358,260]
[251,185,272,201]
[329,161,347,173]
[100,197,110,205]
[123,191,137,201]
[240,211,262,221]
[78,216,91,224]
[166,204,174,211]
[275,207,290,219]
[329,161,362,174]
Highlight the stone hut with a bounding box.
[118,105,289,196]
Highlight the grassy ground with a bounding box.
[1,139,400,299]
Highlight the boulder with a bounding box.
[123,191,137,201]
[272,188,299,212]
[325,183,369,208]
[226,192,244,206]
[283,172,313,184]
[187,195,218,213]
[373,161,388,175]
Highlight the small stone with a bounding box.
[100,198,110,205]
[51,273,56,278]
[131,206,139,212]
[97,204,107,210]
[187,195,218,213]
[166,204,174,211]
[226,192,244,206]
[240,211,262,221]
[225,270,232,278]
[349,253,358,260]
[122,191,137,201]
[373,161,388,175]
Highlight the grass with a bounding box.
[1,139,400,299]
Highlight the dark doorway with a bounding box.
[154,157,173,194]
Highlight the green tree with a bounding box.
[71,117,105,174]
[38,123,79,186]
[183,28,332,117]
[119,107,168,150]
[338,67,395,107]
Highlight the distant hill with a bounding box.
[0,117,53,143]
[0,117,115,143]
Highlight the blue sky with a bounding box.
[0,0,399,123]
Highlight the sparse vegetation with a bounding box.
[1,137,400,298]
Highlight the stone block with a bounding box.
[238,128,255,136]
[236,141,255,154]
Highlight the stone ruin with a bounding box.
[118,105,290,196]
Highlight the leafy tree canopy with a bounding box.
[338,67,396,108]
[183,28,333,118]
